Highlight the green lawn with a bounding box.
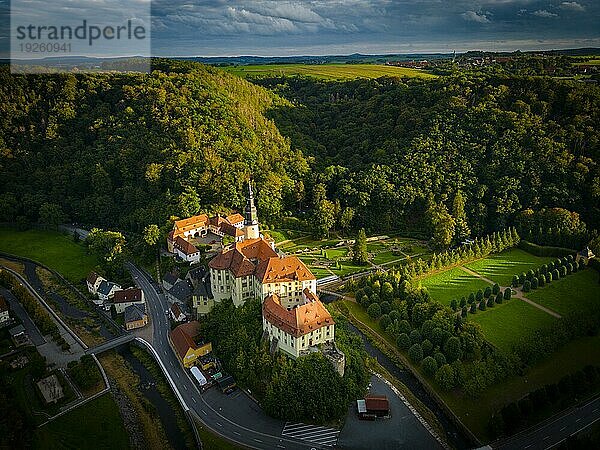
[419,267,491,306]
[223,64,437,80]
[263,229,305,243]
[372,251,403,265]
[443,334,600,440]
[527,268,600,316]
[0,228,98,282]
[465,248,554,287]
[279,236,341,252]
[34,394,129,449]
[469,299,558,352]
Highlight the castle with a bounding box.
[171,182,338,361]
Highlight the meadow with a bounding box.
[224,64,438,80]
[0,227,98,282]
[34,394,129,449]
[419,267,491,306]
[527,268,599,316]
[464,248,554,287]
[468,299,558,352]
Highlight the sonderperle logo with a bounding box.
[10,0,151,73]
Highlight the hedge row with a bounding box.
[518,240,577,258]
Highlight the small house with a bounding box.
[170,303,186,322]
[111,288,145,314]
[162,272,181,291]
[124,304,148,330]
[166,279,193,305]
[97,280,121,304]
[86,272,105,295]
[169,321,212,368]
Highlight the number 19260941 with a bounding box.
[19,42,71,53]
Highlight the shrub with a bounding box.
[487,297,495,307]
[519,272,527,285]
[460,297,467,308]
[578,259,586,270]
[495,292,503,304]
[409,329,422,345]
[470,303,477,314]
[504,288,512,300]
[450,299,458,311]
[435,364,455,391]
[380,301,391,315]
[443,336,462,362]
[397,333,411,350]
[379,314,391,330]
[492,283,500,295]
[433,352,446,367]
[408,343,424,363]
[566,263,573,274]
[398,320,411,335]
[479,300,487,311]
[512,275,519,287]
[531,277,538,289]
[422,339,433,356]
[461,306,468,318]
[367,302,381,319]
[552,268,560,280]
[468,293,475,304]
[476,289,484,302]
[523,280,531,293]
[538,274,546,287]
[484,286,492,298]
[547,271,553,282]
[421,356,438,377]
[559,265,567,277]
[359,294,370,307]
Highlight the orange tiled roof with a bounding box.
[169,321,200,360]
[255,256,315,283]
[172,214,209,238]
[262,293,334,338]
[226,213,244,225]
[209,238,278,277]
[174,236,199,256]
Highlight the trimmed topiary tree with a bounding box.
[367,302,382,319]
[552,268,560,280]
[460,296,467,308]
[435,364,455,391]
[495,292,503,304]
[433,352,446,367]
[476,289,484,302]
[487,296,495,307]
[468,292,475,304]
[461,306,468,318]
[504,288,512,300]
[470,303,477,314]
[397,333,411,350]
[479,300,487,311]
[422,339,433,356]
[409,343,424,363]
[547,271,553,282]
[523,280,531,293]
[409,329,422,345]
[512,275,519,287]
[538,274,546,287]
[421,356,438,377]
[559,265,567,277]
[531,277,538,289]
[484,286,492,298]
[492,283,500,295]
[450,299,458,311]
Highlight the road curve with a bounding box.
[493,396,600,450]
[126,263,321,450]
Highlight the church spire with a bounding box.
[244,180,258,226]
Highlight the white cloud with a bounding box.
[560,2,585,11]
[461,11,490,23]
[533,9,558,17]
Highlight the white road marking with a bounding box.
[192,397,197,403]
[282,422,340,447]
[543,435,550,440]
[216,422,223,427]
[253,439,263,443]
[201,409,207,415]
[576,418,581,423]
[233,431,241,436]
[560,426,566,432]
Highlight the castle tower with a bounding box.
[244,181,260,240]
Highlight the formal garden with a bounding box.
[269,228,430,279]
[340,230,600,441]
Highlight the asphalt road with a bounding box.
[493,396,600,450]
[127,263,319,450]
[0,287,46,346]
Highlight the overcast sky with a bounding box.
[2,0,599,57]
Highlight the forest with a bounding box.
[1,60,599,251]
